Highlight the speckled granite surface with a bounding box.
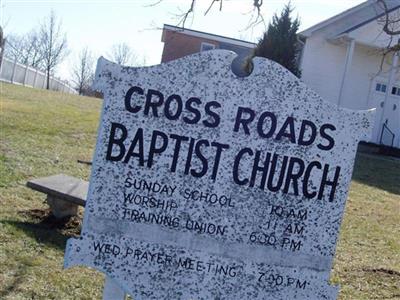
[64,50,374,299]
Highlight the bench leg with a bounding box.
[102,276,126,300]
[46,195,79,219]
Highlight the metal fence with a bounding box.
[0,56,76,94]
[380,122,395,147]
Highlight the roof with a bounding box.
[340,2,400,34]
[299,0,400,38]
[162,24,256,49]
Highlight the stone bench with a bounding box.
[26,174,88,218]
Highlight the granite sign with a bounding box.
[64,50,374,299]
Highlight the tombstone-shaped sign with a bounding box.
[64,50,374,299]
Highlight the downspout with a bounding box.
[297,35,306,75]
[338,37,355,106]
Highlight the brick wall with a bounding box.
[161,30,219,63]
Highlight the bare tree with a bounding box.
[0,26,5,69]
[377,0,400,54]
[108,42,135,65]
[4,34,23,61]
[38,11,68,89]
[5,31,43,68]
[22,31,43,68]
[71,47,94,95]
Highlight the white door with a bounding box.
[382,89,400,147]
[372,82,400,147]
[371,82,387,144]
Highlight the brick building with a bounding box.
[161,24,256,76]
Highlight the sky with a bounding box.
[1,0,366,81]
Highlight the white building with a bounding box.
[299,0,400,148]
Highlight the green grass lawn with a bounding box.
[1,83,399,299]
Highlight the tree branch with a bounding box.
[377,0,400,35]
[171,0,264,29]
[176,0,196,28]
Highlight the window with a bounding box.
[200,42,216,52]
[375,83,387,93]
[392,86,400,96]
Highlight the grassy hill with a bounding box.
[0,83,399,299]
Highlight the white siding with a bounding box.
[342,44,392,110]
[301,25,394,110]
[300,5,400,148]
[301,33,347,105]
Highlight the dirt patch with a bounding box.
[362,267,400,277]
[18,208,82,237]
